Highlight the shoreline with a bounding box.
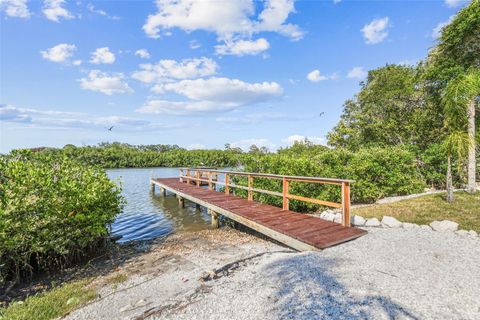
[3,225,480,319]
[62,226,479,320]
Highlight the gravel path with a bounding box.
[66,227,480,320]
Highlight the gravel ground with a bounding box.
[65,227,480,320]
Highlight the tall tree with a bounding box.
[328,64,442,150]
[443,131,470,202]
[428,0,480,193]
[443,69,480,193]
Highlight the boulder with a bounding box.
[402,222,419,229]
[351,215,366,226]
[455,230,469,236]
[468,230,478,238]
[420,225,432,231]
[365,218,381,227]
[319,210,331,219]
[429,220,458,232]
[333,213,343,223]
[381,216,403,228]
[320,211,336,222]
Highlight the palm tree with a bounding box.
[443,131,470,203]
[442,68,480,194]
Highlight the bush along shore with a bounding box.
[0,152,124,292]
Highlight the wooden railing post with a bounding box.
[196,170,200,187]
[225,174,230,195]
[342,182,351,227]
[186,169,191,185]
[282,177,289,210]
[179,168,183,182]
[247,175,253,201]
[208,171,213,190]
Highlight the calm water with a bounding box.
[107,167,211,243]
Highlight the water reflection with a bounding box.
[150,191,211,232]
[107,167,211,243]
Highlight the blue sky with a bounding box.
[0,0,470,153]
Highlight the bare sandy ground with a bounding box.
[64,227,480,320]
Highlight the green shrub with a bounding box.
[0,152,123,285]
[241,146,425,210]
[21,143,242,169]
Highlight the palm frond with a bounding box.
[442,68,480,126]
[443,130,472,173]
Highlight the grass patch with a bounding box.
[352,191,480,232]
[0,279,97,320]
[104,273,128,286]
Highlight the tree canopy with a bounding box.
[327,64,443,150]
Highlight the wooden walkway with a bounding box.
[151,173,367,251]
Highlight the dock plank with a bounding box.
[152,177,366,251]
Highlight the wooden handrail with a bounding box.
[178,168,352,227]
[179,168,354,184]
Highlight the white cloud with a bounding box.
[215,38,270,56]
[432,16,454,38]
[79,70,133,95]
[90,47,116,64]
[0,104,179,131]
[398,59,419,66]
[72,59,82,66]
[162,77,283,104]
[142,0,303,55]
[361,17,390,44]
[132,57,218,84]
[135,49,151,59]
[307,69,328,82]
[0,104,32,122]
[187,143,205,150]
[347,66,367,79]
[230,138,275,151]
[138,77,283,115]
[189,40,201,49]
[86,3,120,19]
[0,0,30,18]
[43,0,74,22]
[283,134,326,146]
[137,100,215,115]
[333,0,342,4]
[444,0,467,7]
[40,43,76,63]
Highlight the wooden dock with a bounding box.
[150,169,367,251]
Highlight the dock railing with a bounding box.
[178,168,353,227]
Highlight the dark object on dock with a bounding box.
[150,168,366,251]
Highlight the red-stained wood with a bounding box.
[152,177,366,250]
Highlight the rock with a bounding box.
[420,225,432,231]
[135,299,148,307]
[381,216,403,228]
[430,220,458,232]
[468,230,478,238]
[402,222,419,229]
[320,211,336,222]
[365,218,381,227]
[455,230,469,236]
[120,305,133,313]
[333,213,343,223]
[319,211,329,219]
[351,215,366,226]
